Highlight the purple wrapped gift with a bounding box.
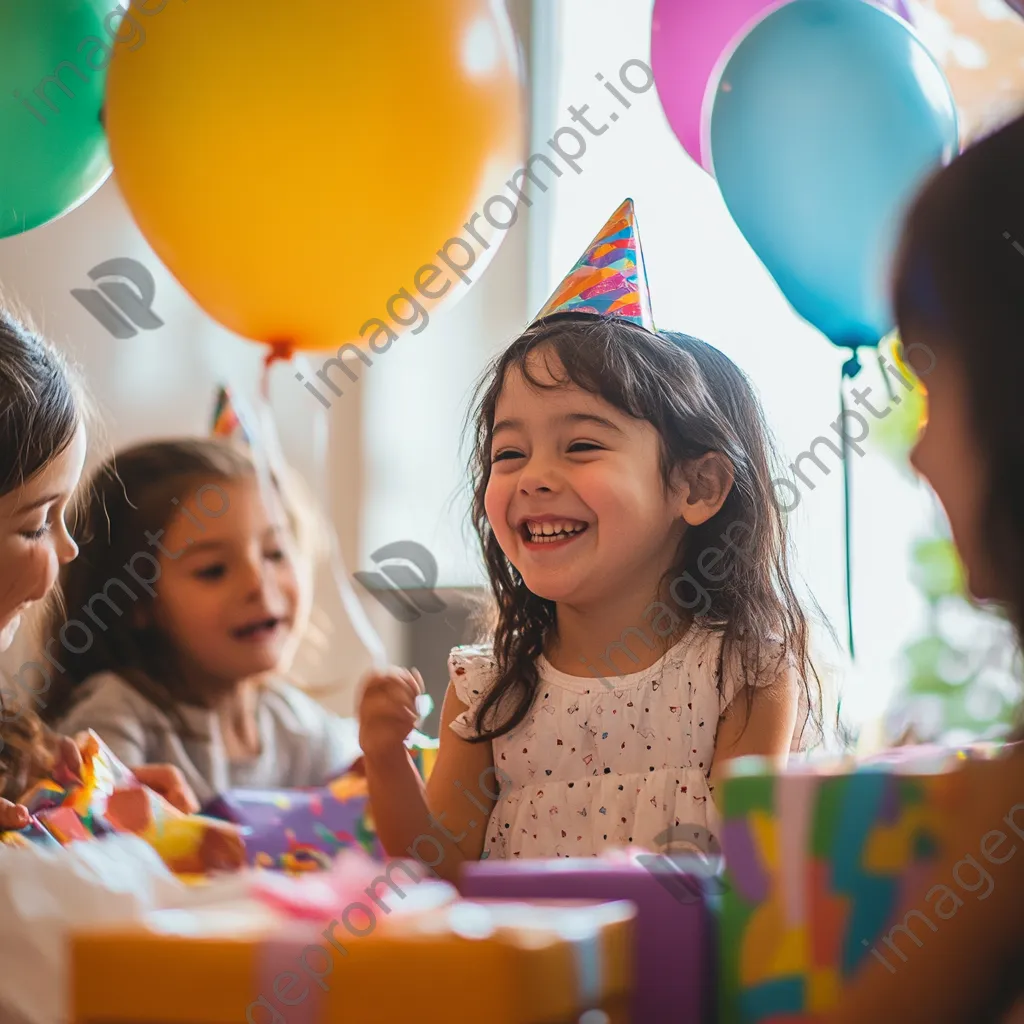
[203,774,384,871]
[460,855,718,1024]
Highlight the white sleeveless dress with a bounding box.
[448,626,803,860]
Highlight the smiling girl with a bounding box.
[357,200,822,880]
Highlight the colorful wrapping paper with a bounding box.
[0,816,62,850]
[2,731,247,876]
[409,742,439,781]
[204,743,439,872]
[205,773,383,870]
[70,897,635,1023]
[460,852,717,1024]
[717,755,972,1023]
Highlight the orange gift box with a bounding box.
[70,897,634,1023]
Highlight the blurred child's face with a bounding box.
[0,425,86,652]
[151,477,303,687]
[909,345,998,600]
[484,348,693,610]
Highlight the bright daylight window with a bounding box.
[539,0,1024,742]
[363,0,1024,743]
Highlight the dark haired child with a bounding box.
[0,310,195,828]
[826,113,1024,1023]
[44,438,389,806]
[358,200,823,881]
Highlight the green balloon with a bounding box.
[0,0,123,238]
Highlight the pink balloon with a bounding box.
[652,0,914,172]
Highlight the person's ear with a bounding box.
[675,452,735,526]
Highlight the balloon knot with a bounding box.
[841,350,863,379]
[260,341,294,399]
[264,340,295,369]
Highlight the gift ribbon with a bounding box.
[457,902,605,1007]
[778,773,819,929]
[257,930,325,1024]
[568,930,603,1007]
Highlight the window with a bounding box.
[358,0,1024,736]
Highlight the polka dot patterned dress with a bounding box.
[449,626,800,860]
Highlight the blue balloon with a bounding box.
[708,0,958,349]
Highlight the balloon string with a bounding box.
[215,366,387,694]
[219,372,292,639]
[261,342,295,401]
[302,353,389,670]
[840,350,861,660]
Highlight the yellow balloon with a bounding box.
[105,1,524,351]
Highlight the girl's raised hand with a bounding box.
[357,666,425,762]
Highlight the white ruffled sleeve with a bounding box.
[447,644,498,741]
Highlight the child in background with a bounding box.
[44,438,364,807]
[825,114,1024,1024]
[359,199,824,881]
[0,310,195,828]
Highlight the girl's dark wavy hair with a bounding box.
[41,439,260,732]
[41,436,323,733]
[41,438,325,731]
[0,308,84,799]
[465,314,823,746]
[892,111,1024,638]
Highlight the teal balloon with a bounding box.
[0,1,121,238]
[708,0,958,349]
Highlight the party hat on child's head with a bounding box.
[210,385,254,446]
[532,197,654,331]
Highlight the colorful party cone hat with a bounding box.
[210,385,254,446]
[532,197,654,331]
